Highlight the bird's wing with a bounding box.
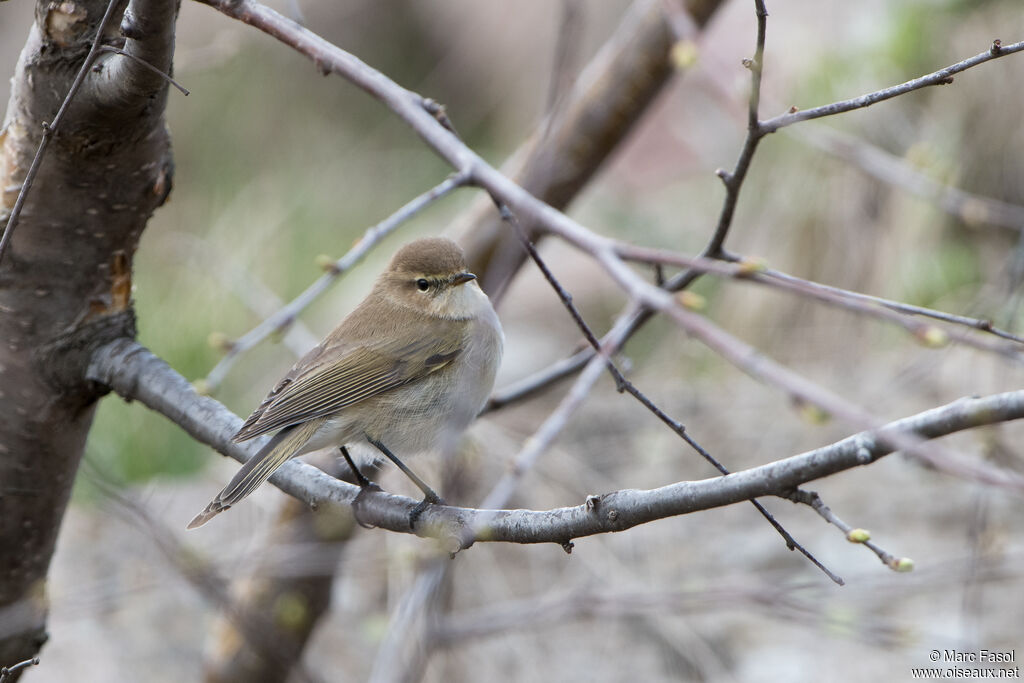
[232,331,464,442]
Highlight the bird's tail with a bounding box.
[187,417,326,529]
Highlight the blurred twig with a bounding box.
[203,461,356,683]
[367,560,449,683]
[448,0,700,296]
[163,231,319,359]
[793,125,1024,233]
[202,171,468,392]
[544,0,584,115]
[80,458,324,683]
[430,582,902,648]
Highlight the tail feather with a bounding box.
[187,418,326,529]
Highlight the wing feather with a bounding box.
[233,327,465,442]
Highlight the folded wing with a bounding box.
[233,331,464,442]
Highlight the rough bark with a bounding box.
[0,0,176,670]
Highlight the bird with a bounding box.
[188,236,504,529]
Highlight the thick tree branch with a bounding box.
[88,339,1024,549]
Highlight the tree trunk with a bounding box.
[0,0,176,670]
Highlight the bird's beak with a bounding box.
[452,272,477,286]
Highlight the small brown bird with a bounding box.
[188,237,504,528]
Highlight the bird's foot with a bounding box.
[352,480,383,529]
[409,492,445,530]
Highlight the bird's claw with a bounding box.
[352,480,383,529]
[408,494,445,529]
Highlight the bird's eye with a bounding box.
[416,279,430,292]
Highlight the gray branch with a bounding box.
[88,339,1024,549]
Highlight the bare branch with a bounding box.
[613,244,1024,357]
[793,125,1024,233]
[702,0,768,257]
[0,658,39,683]
[97,46,190,95]
[88,0,180,105]
[87,339,1024,549]
[760,39,1024,134]
[789,490,912,573]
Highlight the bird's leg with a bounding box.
[339,445,373,488]
[340,445,380,529]
[366,437,444,528]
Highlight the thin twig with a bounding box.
[789,490,912,572]
[760,39,1024,134]
[793,124,1024,234]
[0,0,122,267]
[482,347,592,413]
[0,657,40,682]
[612,243,1024,358]
[163,232,319,358]
[703,0,768,257]
[97,46,191,95]
[760,267,1024,348]
[202,172,467,391]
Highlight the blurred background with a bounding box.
[3,0,1024,680]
